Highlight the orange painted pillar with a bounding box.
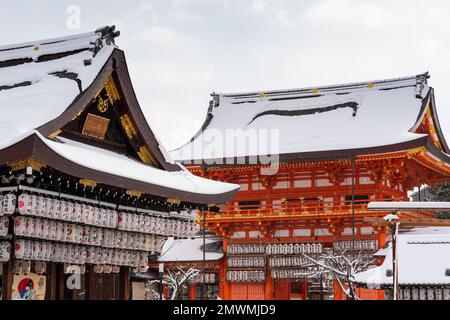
[303,279,308,300]
[264,271,273,300]
[377,228,387,248]
[222,237,231,300]
[333,280,344,300]
[163,285,168,300]
[189,283,197,300]
[377,289,385,300]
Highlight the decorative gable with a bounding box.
[56,74,160,167]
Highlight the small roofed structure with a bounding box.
[155,237,224,300]
[354,227,450,300]
[158,237,223,263]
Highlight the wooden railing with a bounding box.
[220,200,368,215]
[210,199,379,220]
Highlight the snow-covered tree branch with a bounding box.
[149,267,200,300]
[296,249,374,300]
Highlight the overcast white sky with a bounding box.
[1,0,449,150]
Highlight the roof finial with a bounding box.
[415,72,429,99]
[95,25,121,45]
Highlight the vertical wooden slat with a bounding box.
[5,259,14,300]
[45,262,57,300]
[120,267,130,300]
[4,261,13,300]
[56,264,65,300]
[86,265,96,300]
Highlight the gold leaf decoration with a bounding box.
[79,178,97,188]
[48,130,62,139]
[120,114,138,140]
[137,146,158,166]
[167,198,181,205]
[8,157,46,172]
[126,190,142,198]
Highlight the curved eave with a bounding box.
[0,134,238,205]
[410,138,450,176]
[428,88,450,153]
[180,136,430,167]
[411,88,450,154]
[36,48,179,172]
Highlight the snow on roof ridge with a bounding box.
[0,25,120,64]
[214,72,429,99]
[0,31,96,53]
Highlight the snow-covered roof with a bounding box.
[354,227,450,287]
[373,242,391,257]
[158,237,223,262]
[0,28,115,150]
[0,27,239,204]
[172,73,446,163]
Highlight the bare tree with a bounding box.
[149,267,200,300]
[297,249,374,300]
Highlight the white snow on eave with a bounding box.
[158,237,223,262]
[37,133,239,195]
[153,132,175,164]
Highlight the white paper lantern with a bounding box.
[3,193,16,215]
[0,195,3,216]
[0,241,11,262]
[13,216,25,236]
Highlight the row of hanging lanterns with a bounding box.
[6,192,196,239]
[394,287,450,300]
[333,239,377,251]
[227,270,265,282]
[266,243,323,255]
[226,243,266,255]
[17,193,119,228]
[14,239,150,269]
[191,273,217,284]
[117,211,196,238]
[269,256,311,267]
[227,256,265,268]
[271,268,319,279]
[14,216,165,252]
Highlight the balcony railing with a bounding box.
[209,199,382,220]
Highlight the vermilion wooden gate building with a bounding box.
[171,73,450,300]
